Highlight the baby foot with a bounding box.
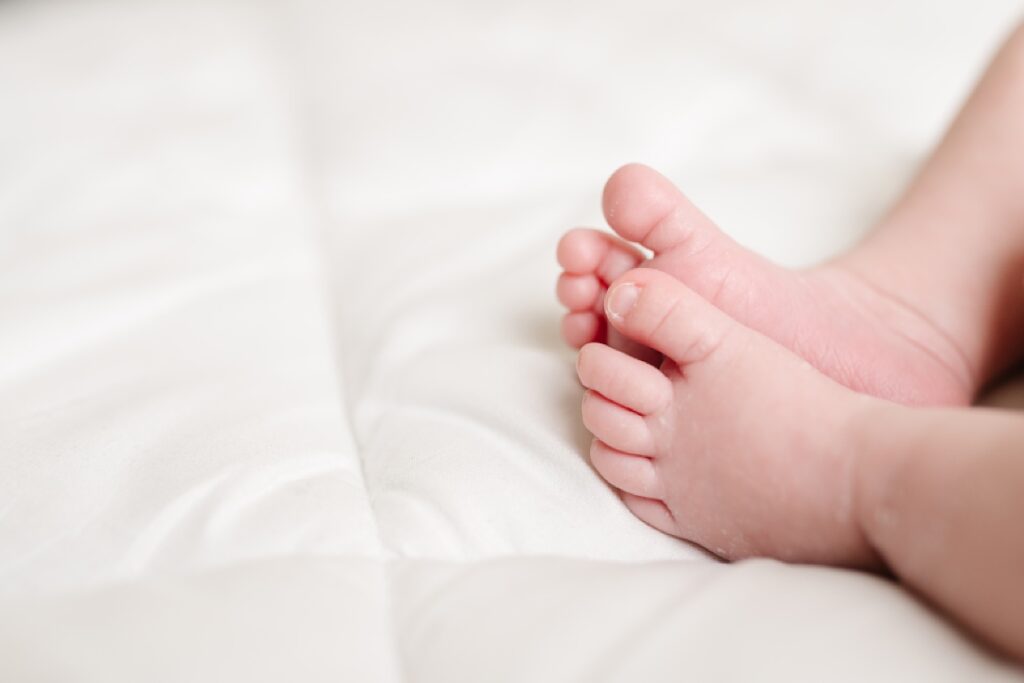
[555,220,659,364]
[577,268,878,566]
[557,164,973,406]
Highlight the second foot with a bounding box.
[557,164,975,406]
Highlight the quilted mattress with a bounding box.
[1,0,1022,680]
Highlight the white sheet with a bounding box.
[1,0,1021,679]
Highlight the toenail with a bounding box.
[606,283,639,320]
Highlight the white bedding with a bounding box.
[1,0,1021,679]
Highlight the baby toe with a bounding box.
[557,228,608,274]
[590,439,664,499]
[581,390,655,455]
[577,343,672,415]
[619,491,678,536]
[557,228,644,282]
[562,311,604,348]
[605,269,734,368]
[557,272,603,312]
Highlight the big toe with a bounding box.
[604,269,739,368]
[602,163,719,254]
[602,164,779,315]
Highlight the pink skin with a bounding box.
[557,163,973,407]
[561,25,1024,406]
[561,25,1024,658]
[578,268,1024,659]
[576,268,875,567]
